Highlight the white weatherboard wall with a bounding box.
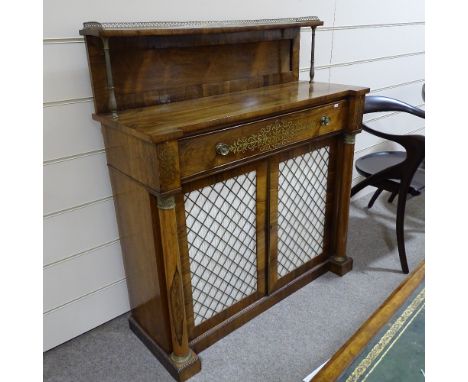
[43,0,425,351]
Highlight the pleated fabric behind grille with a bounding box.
[184,171,258,326]
[277,146,330,278]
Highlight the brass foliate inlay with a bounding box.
[346,288,425,382]
[225,119,314,155]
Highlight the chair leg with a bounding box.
[351,168,397,197]
[396,187,410,274]
[367,188,383,209]
[388,191,397,204]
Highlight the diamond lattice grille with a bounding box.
[184,171,258,326]
[277,146,330,278]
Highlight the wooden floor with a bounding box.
[311,260,425,382]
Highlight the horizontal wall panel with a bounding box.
[43,279,130,351]
[366,111,425,137]
[364,81,425,122]
[330,54,425,90]
[299,67,329,82]
[370,81,424,106]
[300,30,333,69]
[44,0,335,39]
[44,241,125,312]
[334,0,424,26]
[43,42,92,103]
[44,152,112,215]
[356,112,425,152]
[44,101,103,161]
[44,198,119,266]
[331,24,424,64]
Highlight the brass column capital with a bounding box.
[157,195,176,210]
[343,133,356,145]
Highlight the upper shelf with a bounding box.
[79,16,323,37]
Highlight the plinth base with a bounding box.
[129,317,201,381]
[329,256,353,276]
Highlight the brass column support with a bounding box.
[309,27,316,83]
[330,132,358,276]
[156,195,198,370]
[101,37,118,119]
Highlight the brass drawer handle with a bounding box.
[320,115,331,126]
[216,143,231,156]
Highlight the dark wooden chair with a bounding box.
[351,96,425,273]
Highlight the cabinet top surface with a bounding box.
[94,81,369,143]
[80,16,323,37]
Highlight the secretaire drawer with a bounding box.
[179,100,348,179]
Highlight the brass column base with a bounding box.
[329,256,353,276]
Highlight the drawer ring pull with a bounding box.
[216,143,231,156]
[320,115,331,126]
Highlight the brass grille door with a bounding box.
[179,163,267,336]
[269,141,334,291]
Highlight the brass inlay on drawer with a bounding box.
[216,116,331,156]
[179,101,347,179]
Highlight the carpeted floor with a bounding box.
[43,192,425,382]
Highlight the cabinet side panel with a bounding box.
[102,126,161,191]
[108,167,172,352]
[84,35,109,114]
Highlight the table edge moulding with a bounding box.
[80,16,369,381]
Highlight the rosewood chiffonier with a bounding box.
[79,17,369,381]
